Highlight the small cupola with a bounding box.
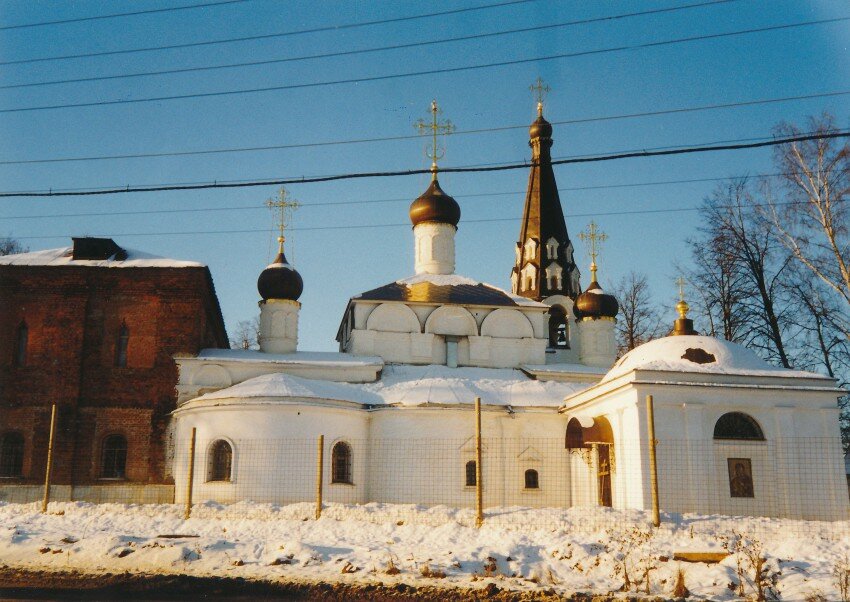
[574,221,618,321]
[257,245,303,302]
[409,178,461,228]
[670,277,698,336]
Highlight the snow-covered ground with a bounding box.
[1,500,847,600]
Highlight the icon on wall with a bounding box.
[728,458,754,498]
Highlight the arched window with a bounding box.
[548,306,569,349]
[115,323,129,367]
[101,434,128,479]
[524,469,539,489]
[207,440,232,482]
[13,321,27,367]
[465,460,477,487]
[0,432,24,478]
[331,441,352,484]
[713,412,765,441]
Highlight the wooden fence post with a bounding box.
[646,395,660,527]
[184,427,196,520]
[41,404,57,514]
[475,396,483,528]
[316,434,324,520]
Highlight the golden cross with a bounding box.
[266,186,300,253]
[530,76,551,116]
[578,221,607,281]
[414,99,455,180]
[676,276,687,302]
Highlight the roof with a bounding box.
[0,245,205,268]
[189,364,589,408]
[194,348,384,368]
[353,273,547,308]
[602,335,830,382]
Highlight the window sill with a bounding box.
[0,476,25,480]
[205,480,233,484]
[331,481,355,486]
[522,488,541,492]
[97,478,128,482]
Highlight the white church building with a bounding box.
[170,100,848,522]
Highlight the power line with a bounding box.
[1,131,845,199]
[3,89,847,166]
[8,197,830,241]
[2,16,847,115]
[0,173,786,221]
[0,1,735,90]
[0,0,252,31]
[0,0,534,66]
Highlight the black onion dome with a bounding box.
[409,178,461,228]
[257,250,303,301]
[574,281,618,320]
[529,114,553,140]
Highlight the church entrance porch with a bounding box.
[566,416,615,508]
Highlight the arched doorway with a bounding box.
[566,416,614,507]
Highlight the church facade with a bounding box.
[168,100,848,522]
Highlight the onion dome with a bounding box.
[529,114,553,140]
[257,246,303,301]
[409,178,461,228]
[574,281,619,320]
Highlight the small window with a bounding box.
[546,237,559,259]
[713,412,764,441]
[548,306,569,349]
[101,434,127,479]
[13,321,27,367]
[524,469,539,489]
[0,432,24,478]
[115,322,129,367]
[465,460,477,487]
[207,440,232,482]
[332,441,352,484]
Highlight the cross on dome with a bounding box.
[414,99,455,180]
[266,187,300,254]
[675,275,691,320]
[530,76,551,117]
[579,221,608,281]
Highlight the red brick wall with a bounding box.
[0,263,228,485]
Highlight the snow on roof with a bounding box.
[603,335,829,382]
[192,364,589,408]
[0,246,204,268]
[195,348,383,367]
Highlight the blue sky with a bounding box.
[1,0,848,350]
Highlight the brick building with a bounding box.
[0,237,228,502]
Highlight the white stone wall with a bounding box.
[414,222,456,275]
[258,299,299,354]
[577,318,617,369]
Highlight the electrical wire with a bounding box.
[0,0,735,90]
[0,0,535,66]
[0,0,252,31]
[3,89,847,166]
[2,16,847,115]
[1,131,845,198]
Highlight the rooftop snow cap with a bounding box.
[409,178,461,228]
[574,281,618,320]
[257,249,303,301]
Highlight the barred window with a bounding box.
[208,440,232,482]
[465,460,476,487]
[0,432,24,478]
[115,323,129,367]
[524,469,539,489]
[331,441,352,484]
[714,412,764,441]
[13,322,27,367]
[101,434,127,479]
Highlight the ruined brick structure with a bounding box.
[0,238,228,500]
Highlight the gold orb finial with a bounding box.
[675,276,689,319]
[414,99,455,181]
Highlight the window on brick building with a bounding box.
[115,323,129,367]
[0,432,24,478]
[101,434,127,479]
[465,460,476,487]
[13,322,27,367]
[331,441,352,484]
[207,440,232,482]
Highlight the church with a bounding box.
[169,96,848,522]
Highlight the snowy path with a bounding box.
[0,501,847,600]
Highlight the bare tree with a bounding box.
[0,236,27,256]
[612,271,662,356]
[229,316,260,350]
[765,114,850,335]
